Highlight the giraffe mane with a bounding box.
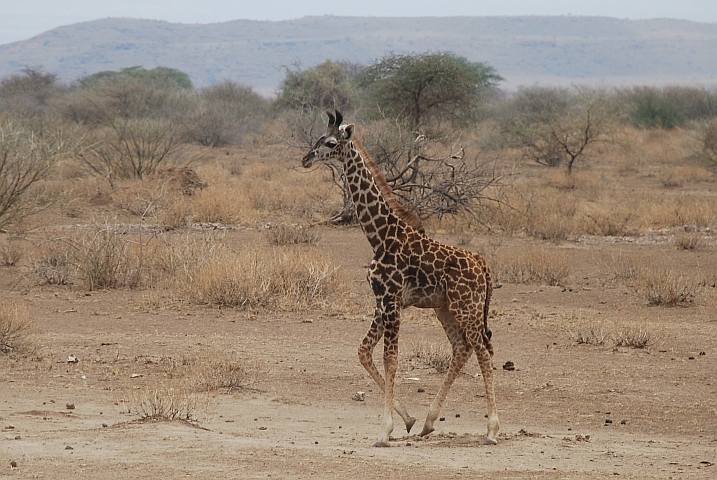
[352,136,425,234]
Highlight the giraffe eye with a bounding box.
[325,140,337,149]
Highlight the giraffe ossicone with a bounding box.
[302,110,500,447]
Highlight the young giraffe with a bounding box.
[302,111,499,447]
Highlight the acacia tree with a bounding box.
[358,52,502,132]
[508,87,620,174]
[276,61,358,112]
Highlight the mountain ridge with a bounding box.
[1,16,715,95]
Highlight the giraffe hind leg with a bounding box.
[358,314,416,434]
[475,343,500,444]
[419,306,472,437]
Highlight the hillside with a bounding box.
[1,16,716,94]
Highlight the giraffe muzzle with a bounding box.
[301,153,314,168]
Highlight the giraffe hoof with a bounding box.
[419,426,434,437]
[405,417,417,433]
[483,437,498,445]
[372,441,390,448]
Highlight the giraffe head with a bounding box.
[301,110,354,168]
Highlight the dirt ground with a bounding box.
[1,220,715,480]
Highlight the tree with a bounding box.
[276,61,357,112]
[80,66,193,90]
[186,80,268,147]
[0,67,62,118]
[358,52,502,132]
[507,87,620,174]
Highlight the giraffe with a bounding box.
[301,111,499,447]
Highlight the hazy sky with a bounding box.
[2,0,716,46]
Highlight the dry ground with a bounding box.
[1,132,717,479]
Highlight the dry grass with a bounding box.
[637,268,697,307]
[174,244,341,309]
[0,301,38,356]
[566,312,658,349]
[494,247,571,286]
[673,231,706,250]
[127,348,266,422]
[1,241,23,266]
[408,340,452,373]
[602,252,700,306]
[263,224,321,246]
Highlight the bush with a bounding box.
[276,60,358,112]
[176,245,341,309]
[0,301,37,356]
[0,118,79,230]
[185,81,268,147]
[80,117,185,182]
[0,66,62,119]
[628,87,685,129]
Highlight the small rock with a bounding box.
[605,418,613,424]
[65,445,73,450]
[258,426,267,431]
[699,351,706,356]
[417,387,425,393]
[102,423,108,428]
[67,355,79,364]
[689,356,695,360]
[352,391,365,402]
[14,435,21,440]
[66,403,75,410]
[502,361,515,371]
[455,414,461,418]
[439,417,445,422]
[9,460,17,468]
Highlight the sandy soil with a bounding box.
[1,226,716,479]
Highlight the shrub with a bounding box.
[80,117,185,182]
[628,87,685,129]
[175,245,341,309]
[263,224,321,246]
[0,119,79,230]
[185,81,268,147]
[494,247,571,286]
[0,301,37,356]
[408,340,452,373]
[638,269,697,306]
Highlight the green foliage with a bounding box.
[357,52,502,131]
[629,87,685,129]
[276,61,357,112]
[80,66,193,90]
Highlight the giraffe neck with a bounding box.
[343,144,407,252]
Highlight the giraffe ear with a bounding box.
[341,123,354,140]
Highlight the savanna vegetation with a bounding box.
[1,55,716,477]
[0,57,715,305]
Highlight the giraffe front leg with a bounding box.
[358,312,416,434]
[374,327,399,447]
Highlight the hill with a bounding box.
[1,16,716,94]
